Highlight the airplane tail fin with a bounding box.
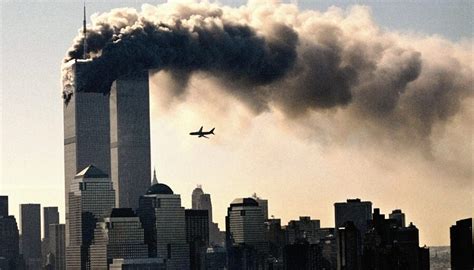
[210,128,215,135]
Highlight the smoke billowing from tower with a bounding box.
[62,1,472,180]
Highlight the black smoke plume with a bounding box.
[63,2,472,153]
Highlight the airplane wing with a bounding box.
[202,135,209,139]
[199,126,203,132]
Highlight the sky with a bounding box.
[1,0,472,245]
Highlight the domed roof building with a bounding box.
[146,183,174,195]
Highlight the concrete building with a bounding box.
[137,182,190,270]
[20,203,42,269]
[110,71,151,210]
[450,218,472,270]
[191,185,223,246]
[48,224,66,270]
[0,196,8,217]
[66,165,116,270]
[90,208,148,269]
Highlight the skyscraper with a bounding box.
[43,207,59,240]
[137,181,190,270]
[66,165,115,270]
[90,208,148,269]
[226,198,268,269]
[110,71,151,210]
[63,61,112,238]
[0,197,20,270]
[450,218,472,270]
[48,224,66,270]
[20,203,42,269]
[0,195,8,217]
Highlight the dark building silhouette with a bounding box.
[335,198,372,258]
[286,216,321,244]
[362,208,429,270]
[389,209,405,228]
[319,229,337,270]
[89,208,148,269]
[185,209,209,270]
[265,218,286,264]
[450,218,472,270]
[337,221,361,270]
[110,71,151,210]
[284,239,322,270]
[192,185,223,246]
[43,207,59,240]
[20,203,41,269]
[66,165,115,270]
[0,207,20,269]
[0,196,8,217]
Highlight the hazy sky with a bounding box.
[1,0,472,245]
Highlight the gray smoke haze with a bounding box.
[63,1,473,176]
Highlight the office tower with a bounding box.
[389,209,406,228]
[110,71,151,210]
[450,218,472,270]
[90,208,148,269]
[319,228,337,270]
[185,209,209,270]
[20,203,42,269]
[0,195,8,217]
[284,239,322,270]
[226,198,268,269]
[48,224,66,270]
[137,181,190,270]
[43,207,59,240]
[63,61,112,213]
[251,193,268,220]
[286,216,321,244]
[0,213,20,269]
[419,246,430,270]
[336,221,361,270]
[66,165,115,270]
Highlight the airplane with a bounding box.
[190,126,215,138]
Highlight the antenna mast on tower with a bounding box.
[83,1,88,59]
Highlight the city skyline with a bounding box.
[1,0,473,247]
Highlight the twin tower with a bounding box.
[63,60,152,213]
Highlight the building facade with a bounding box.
[90,208,148,269]
[0,196,8,217]
[185,209,209,270]
[66,165,116,269]
[0,213,20,269]
[110,71,151,210]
